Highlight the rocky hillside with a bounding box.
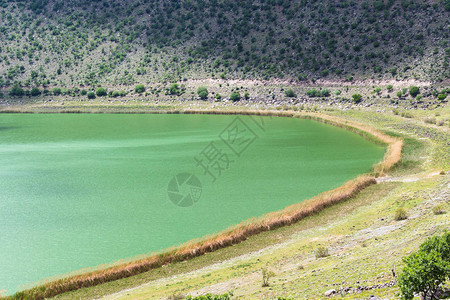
[0,0,449,89]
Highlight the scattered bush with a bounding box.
[437,93,447,101]
[285,88,296,98]
[306,89,330,98]
[409,86,420,97]
[433,204,445,215]
[186,292,233,300]
[398,232,450,300]
[315,246,329,258]
[96,87,107,97]
[9,84,24,96]
[230,91,241,101]
[52,87,62,95]
[111,91,120,97]
[374,87,382,94]
[244,92,250,100]
[261,268,275,287]
[30,87,41,96]
[395,208,408,221]
[135,84,145,93]
[215,94,222,100]
[87,91,96,99]
[321,89,330,97]
[397,91,403,98]
[197,86,208,100]
[352,94,362,103]
[386,85,393,91]
[169,83,180,95]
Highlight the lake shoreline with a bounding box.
[1,108,402,300]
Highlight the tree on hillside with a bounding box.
[169,83,180,95]
[87,91,96,99]
[30,87,41,96]
[10,84,24,96]
[135,84,145,94]
[53,87,62,95]
[398,232,450,300]
[285,88,296,97]
[197,86,208,100]
[409,86,420,97]
[230,91,241,101]
[352,94,362,103]
[96,87,107,97]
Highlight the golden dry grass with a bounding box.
[5,110,402,300]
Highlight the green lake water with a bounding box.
[0,114,385,294]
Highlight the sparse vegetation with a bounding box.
[261,268,276,287]
[315,246,329,258]
[395,208,408,221]
[285,88,296,98]
[352,94,362,103]
[433,204,445,215]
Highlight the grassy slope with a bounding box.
[30,105,447,300]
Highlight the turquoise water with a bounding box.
[0,114,385,294]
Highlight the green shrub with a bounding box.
[261,268,275,287]
[169,83,180,95]
[397,91,403,98]
[112,91,120,97]
[433,204,445,215]
[285,88,296,97]
[437,93,447,101]
[186,292,233,300]
[197,86,208,100]
[352,94,362,103]
[30,87,41,96]
[96,87,107,97]
[9,84,24,96]
[306,89,320,97]
[52,87,62,95]
[398,232,450,300]
[81,90,87,95]
[135,84,145,93]
[374,87,382,94]
[395,208,408,221]
[409,86,420,97]
[119,90,127,97]
[244,92,250,100]
[315,246,329,258]
[230,91,241,101]
[87,91,96,99]
[386,85,393,91]
[321,89,330,97]
[215,94,222,100]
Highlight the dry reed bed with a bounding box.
[6,110,402,300]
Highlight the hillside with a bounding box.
[0,0,449,90]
